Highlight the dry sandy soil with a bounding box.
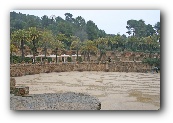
[14,71,160,110]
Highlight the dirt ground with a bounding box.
[14,71,160,110]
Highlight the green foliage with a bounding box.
[10,55,32,63]
[47,57,52,62]
[10,11,160,64]
[67,57,72,62]
[142,58,160,67]
[78,56,82,62]
[126,19,158,38]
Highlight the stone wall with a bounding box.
[10,62,151,77]
[10,77,29,96]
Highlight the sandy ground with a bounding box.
[14,71,160,110]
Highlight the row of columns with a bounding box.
[26,54,81,63]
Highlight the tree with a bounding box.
[41,15,50,28]
[39,29,54,58]
[109,34,123,51]
[106,36,115,50]
[73,29,88,42]
[65,13,74,23]
[10,41,18,63]
[11,29,30,61]
[126,19,138,36]
[70,36,81,61]
[154,22,160,42]
[138,37,145,51]
[74,16,86,28]
[54,36,65,63]
[10,11,26,33]
[154,22,160,32]
[126,19,156,38]
[144,36,153,52]
[28,27,42,63]
[57,21,74,37]
[86,20,98,40]
[56,33,70,49]
[96,38,108,61]
[146,24,155,37]
[127,36,138,51]
[26,15,41,28]
[81,40,98,61]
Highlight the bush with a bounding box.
[142,58,160,68]
[67,57,72,62]
[10,55,32,63]
[78,56,82,62]
[47,57,52,62]
[117,47,122,51]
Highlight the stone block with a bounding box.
[10,77,16,87]
[14,86,29,96]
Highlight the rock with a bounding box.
[77,68,83,72]
[10,86,16,94]
[10,77,16,87]
[13,86,29,96]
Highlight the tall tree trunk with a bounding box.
[21,40,24,62]
[87,50,90,61]
[33,40,36,64]
[44,46,47,59]
[10,51,13,64]
[87,50,89,61]
[100,53,103,61]
[99,49,102,61]
[84,51,86,61]
[56,48,58,63]
[76,49,79,62]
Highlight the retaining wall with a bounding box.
[10,62,151,77]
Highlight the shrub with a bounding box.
[142,58,160,68]
[10,55,32,63]
[67,57,72,62]
[78,56,82,62]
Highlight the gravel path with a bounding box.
[10,92,101,110]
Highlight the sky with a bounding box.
[12,10,160,36]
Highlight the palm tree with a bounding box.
[96,37,108,61]
[81,40,97,61]
[53,37,64,63]
[10,41,18,63]
[28,27,42,63]
[138,37,145,51]
[56,33,69,49]
[110,34,122,51]
[144,36,154,52]
[39,29,54,59]
[127,36,138,51]
[107,36,115,51]
[70,36,81,61]
[11,29,30,61]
